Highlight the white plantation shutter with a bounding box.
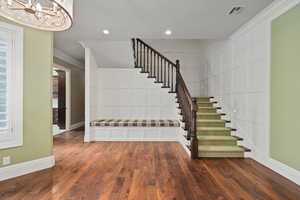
[0,22,23,149]
[0,34,9,137]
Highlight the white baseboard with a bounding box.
[70,121,84,130]
[93,137,178,142]
[0,155,55,182]
[252,153,300,186]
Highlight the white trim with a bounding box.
[53,65,71,131]
[93,138,178,142]
[52,129,66,136]
[70,121,84,130]
[83,47,91,142]
[252,153,300,186]
[0,21,23,150]
[0,156,55,181]
[54,48,84,70]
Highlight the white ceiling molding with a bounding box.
[231,0,300,39]
[54,0,274,61]
[54,48,84,69]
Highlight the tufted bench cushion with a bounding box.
[90,119,180,127]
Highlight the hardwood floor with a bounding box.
[1,129,300,200]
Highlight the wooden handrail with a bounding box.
[176,72,198,112]
[132,38,199,159]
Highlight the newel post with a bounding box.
[131,38,137,67]
[191,98,199,159]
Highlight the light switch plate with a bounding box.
[2,156,11,165]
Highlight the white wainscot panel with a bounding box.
[92,127,180,141]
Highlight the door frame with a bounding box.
[53,64,71,131]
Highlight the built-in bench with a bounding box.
[90,119,180,127]
[89,119,181,141]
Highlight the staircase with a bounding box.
[196,97,250,157]
[132,38,250,158]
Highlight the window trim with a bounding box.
[0,21,23,150]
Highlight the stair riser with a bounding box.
[197,122,226,127]
[198,152,244,158]
[198,140,237,146]
[197,115,221,120]
[198,108,218,113]
[197,98,211,103]
[197,131,231,136]
[197,103,214,107]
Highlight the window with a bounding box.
[0,22,23,149]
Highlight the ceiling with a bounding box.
[54,0,273,62]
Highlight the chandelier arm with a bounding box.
[34,13,40,20]
[39,10,56,16]
[9,7,26,10]
[14,0,26,7]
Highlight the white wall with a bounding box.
[202,0,300,185]
[146,39,207,97]
[82,40,134,68]
[90,68,178,120]
[84,48,98,142]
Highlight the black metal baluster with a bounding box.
[158,57,160,82]
[171,66,174,92]
[136,40,139,68]
[157,57,160,82]
[142,45,146,72]
[150,51,153,77]
[160,58,163,82]
[164,60,167,86]
[168,63,170,87]
[154,53,157,81]
[147,47,149,72]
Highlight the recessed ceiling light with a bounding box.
[165,29,172,36]
[103,29,110,35]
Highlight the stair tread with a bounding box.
[198,145,245,152]
[198,127,232,131]
[197,113,223,115]
[198,136,237,141]
[198,107,217,109]
[197,120,227,122]
[196,97,213,99]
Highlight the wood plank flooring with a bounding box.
[0,129,300,200]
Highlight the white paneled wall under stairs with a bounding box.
[85,54,184,142]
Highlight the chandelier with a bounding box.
[0,0,73,31]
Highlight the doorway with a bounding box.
[52,67,71,135]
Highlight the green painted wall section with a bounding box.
[0,17,53,167]
[271,3,300,171]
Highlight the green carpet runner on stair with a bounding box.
[196,97,249,158]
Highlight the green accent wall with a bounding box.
[0,17,53,167]
[271,3,300,171]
